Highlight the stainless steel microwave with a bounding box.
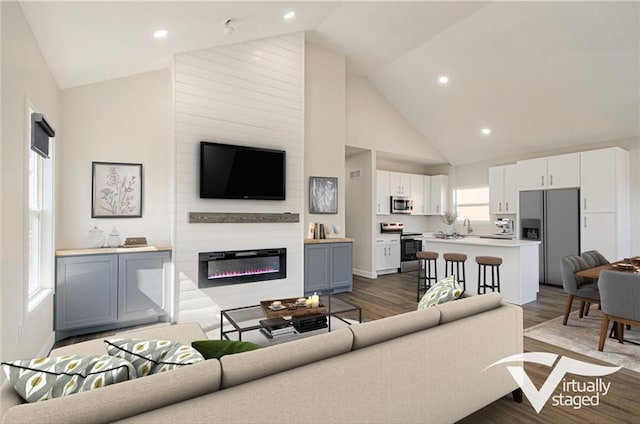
[391,196,413,214]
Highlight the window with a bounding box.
[27,104,54,311]
[455,186,490,222]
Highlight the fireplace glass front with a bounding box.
[198,248,286,287]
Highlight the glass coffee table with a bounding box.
[220,295,362,341]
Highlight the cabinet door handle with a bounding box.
[541,176,545,186]
[377,204,380,212]
[499,202,502,212]
[505,201,509,211]
[550,175,553,186]
[584,199,587,210]
[584,216,587,228]
[436,205,440,214]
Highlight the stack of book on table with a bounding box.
[292,314,328,333]
[259,317,297,339]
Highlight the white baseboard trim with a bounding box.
[353,269,377,279]
[39,331,56,357]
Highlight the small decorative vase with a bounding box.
[107,226,121,248]
[444,225,455,236]
[87,227,105,248]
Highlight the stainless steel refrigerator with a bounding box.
[519,189,580,286]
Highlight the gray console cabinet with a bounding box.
[55,249,170,339]
[304,241,353,295]
[56,254,119,331]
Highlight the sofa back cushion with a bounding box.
[349,307,441,350]
[220,328,353,389]
[436,292,503,324]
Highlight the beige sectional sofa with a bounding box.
[1,292,523,423]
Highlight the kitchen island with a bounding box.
[422,237,540,305]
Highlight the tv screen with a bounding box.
[200,141,286,200]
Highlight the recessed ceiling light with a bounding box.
[284,11,296,20]
[438,75,449,85]
[153,29,169,39]
[481,128,491,135]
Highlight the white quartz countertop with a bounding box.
[423,236,540,248]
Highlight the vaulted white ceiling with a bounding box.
[20,1,640,165]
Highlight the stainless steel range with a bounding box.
[380,222,423,272]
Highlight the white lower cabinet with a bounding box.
[581,213,619,262]
[376,235,400,275]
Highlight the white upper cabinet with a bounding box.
[580,148,618,213]
[517,153,580,190]
[389,172,411,196]
[410,174,427,215]
[489,164,517,214]
[430,175,448,215]
[376,170,390,215]
[547,153,581,189]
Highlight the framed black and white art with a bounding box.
[309,176,338,214]
[91,162,143,218]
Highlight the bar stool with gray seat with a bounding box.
[443,253,467,292]
[416,251,438,301]
[476,256,502,294]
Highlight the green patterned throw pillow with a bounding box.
[417,275,463,309]
[1,355,135,403]
[105,338,204,377]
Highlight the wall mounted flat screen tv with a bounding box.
[200,141,286,200]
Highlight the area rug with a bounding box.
[524,309,640,372]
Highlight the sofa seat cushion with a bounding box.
[219,327,353,389]
[105,339,204,377]
[191,340,261,360]
[1,355,135,403]
[349,307,441,350]
[437,292,503,324]
[417,275,463,309]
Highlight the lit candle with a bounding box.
[311,293,320,308]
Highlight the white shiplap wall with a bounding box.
[172,33,304,309]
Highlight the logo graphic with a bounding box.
[486,353,621,413]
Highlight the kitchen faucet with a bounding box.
[463,218,473,234]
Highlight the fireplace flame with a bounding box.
[208,267,278,280]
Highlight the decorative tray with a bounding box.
[611,263,638,272]
[260,298,327,318]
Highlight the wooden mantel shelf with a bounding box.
[189,212,300,224]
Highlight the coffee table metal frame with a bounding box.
[220,295,362,341]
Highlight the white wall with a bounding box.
[58,70,171,248]
[304,42,345,236]
[345,151,374,276]
[172,33,305,309]
[346,72,446,164]
[1,1,60,363]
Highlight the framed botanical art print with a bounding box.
[92,162,143,218]
[309,176,338,214]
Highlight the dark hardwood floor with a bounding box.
[336,272,640,423]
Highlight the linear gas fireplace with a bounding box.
[198,248,286,287]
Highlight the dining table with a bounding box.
[576,259,640,279]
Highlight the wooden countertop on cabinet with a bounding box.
[56,245,172,257]
[304,238,354,244]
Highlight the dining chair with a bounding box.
[597,270,640,351]
[579,250,610,315]
[560,255,600,325]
